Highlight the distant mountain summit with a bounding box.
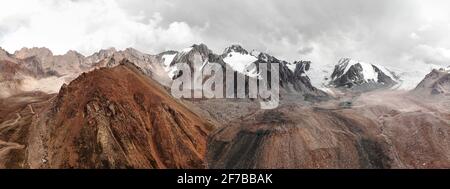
[223,44,250,55]
[413,68,450,96]
[156,44,327,99]
[1,43,329,100]
[330,58,399,91]
[223,44,327,97]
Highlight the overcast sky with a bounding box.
[1,0,449,86]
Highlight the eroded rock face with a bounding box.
[27,61,214,169]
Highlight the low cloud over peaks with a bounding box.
[0,0,204,55]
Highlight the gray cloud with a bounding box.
[2,0,450,88]
[116,1,450,65]
[120,0,450,88]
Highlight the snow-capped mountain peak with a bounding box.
[223,44,249,55]
[330,58,399,89]
[222,45,259,78]
[332,58,378,82]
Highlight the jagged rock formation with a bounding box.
[25,60,214,168]
[330,58,399,91]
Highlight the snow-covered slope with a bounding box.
[160,52,178,79]
[222,46,259,78]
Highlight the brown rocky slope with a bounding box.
[25,60,214,168]
[207,91,450,169]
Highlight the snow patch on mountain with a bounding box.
[162,53,176,68]
[223,52,259,78]
[359,62,378,82]
[161,53,178,79]
[337,59,382,82]
[286,62,298,72]
[329,58,400,90]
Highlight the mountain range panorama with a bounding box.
[0,44,449,169]
[1,44,434,100]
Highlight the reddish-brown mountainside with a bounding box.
[208,91,450,169]
[26,60,214,168]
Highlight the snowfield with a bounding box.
[223,52,259,78]
[162,53,176,68]
[161,53,178,79]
